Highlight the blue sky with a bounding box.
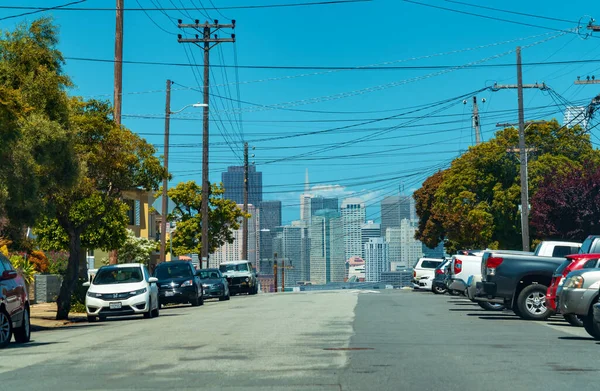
[2,0,600,224]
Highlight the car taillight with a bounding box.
[454,259,462,275]
[413,270,416,278]
[436,269,444,275]
[486,257,503,276]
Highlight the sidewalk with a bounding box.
[30,303,88,331]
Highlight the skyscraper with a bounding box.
[222,166,263,206]
[400,219,423,268]
[210,204,260,268]
[309,209,344,284]
[380,195,413,235]
[341,198,366,260]
[364,237,389,282]
[300,169,312,221]
[361,221,381,258]
[258,200,282,268]
[272,225,310,286]
[311,196,339,216]
[564,106,588,130]
[385,227,402,264]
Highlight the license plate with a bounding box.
[165,291,174,297]
[109,302,122,310]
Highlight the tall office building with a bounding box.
[210,204,260,268]
[309,209,345,284]
[341,198,366,259]
[311,196,339,216]
[300,169,312,221]
[400,219,423,268]
[361,221,381,257]
[258,200,282,268]
[272,226,310,286]
[222,166,263,206]
[364,237,389,282]
[564,106,588,130]
[380,195,413,235]
[385,227,402,264]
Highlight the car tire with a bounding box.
[14,306,31,344]
[191,295,200,306]
[582,314,600,339]
[563,314,584,327]
[432,285,447,295]
[87,315,97,322]
[144,299,153,319]
[198,295,204,306]
[152,302,160,318]
[516,284,551,320]
[478,302,505,311]
[98,316,106,322]
[0,307,13,348]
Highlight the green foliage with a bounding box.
[46,251,68,275]
[70,277,88,314]
[415,120,600,252]
[9,254,36,285]
[166,181,249,256]
[112,229,158,264]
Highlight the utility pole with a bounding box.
[281,259,285,293]
[109,0,124,265]
[575,76,600,85]
[491,47,548,252]
[273,253,278,293]
[159,80,172,266]
[178,20,235,268]
[242,142,249,260]
[472,96,481,145]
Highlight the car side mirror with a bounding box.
[0,270,17,281]
[82,281,91,287]
[148,277,158,284]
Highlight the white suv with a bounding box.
[84,263,159,322]
[412,258,444,290]
[219,260,258,295]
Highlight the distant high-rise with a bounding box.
[222,166,263,206]
[300,169,312,221]
[361,221,381,257]
[341,198,366,260]
[210,204,260,268]
[311,196,338,216]
[309,209,344,284]
[422,241,445,259]
[400,219,423,268]
[272,226,310,286]
[364,237,389,282]
[385,227,402,264]
[258,200,282,267]
[564,106,588,130]
[380,195,413,234]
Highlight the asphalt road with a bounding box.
[2,290,600,390]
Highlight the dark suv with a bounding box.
[153,261,204,307]
[0,253,31,348]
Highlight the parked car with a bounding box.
[153,261,204,307]
[533,241,581,257]
[219,260,259,295]
[447,250,485,294]
[84,263,159,321]
[578,235,600,254]
[431,259,451,294]
[592,302,600,339]
[546,254,600,326]
[558,269,600,339]
[198,268,230,301]
[412,257,444,290]
[0,253,31,348]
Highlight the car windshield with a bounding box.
[154,263,192,279]
[219,263,249,272]
[555,259,573,275]
[94,267,143,285]
[198,270,222,279]
[580,237,594,254]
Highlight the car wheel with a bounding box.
[98,316,106,322]
[87,315,97,322]
[191,295,200,306]
[432,285,447,295]
[478,302,505,311]
[144,299,153,319]
[563,314,584,327]
[582,314,600,339]
[516,284,551,320]
[152,302,160,318]
[14,306,31,344]
[198,295,204,306]
[0,308,13,348]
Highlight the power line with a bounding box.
[0,0,86,21]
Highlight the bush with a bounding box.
[29,250,49,273]
[9,255,36,285]
[46,251,68,275]
[70,277,88,314]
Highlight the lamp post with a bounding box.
[159,80,207,266]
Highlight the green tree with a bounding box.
[0,18,77,245]
[35,98,165,320]
[415,120,599,252]
[166,181,249,256]
[107,229,159,265]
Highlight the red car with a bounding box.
[546,253,600,326]
[0,253,31,348]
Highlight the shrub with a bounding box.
[70,277,88,314]
[46,251,69,275]
[29,250,49,273]
[9,255,36,285]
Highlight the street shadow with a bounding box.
[6,341,65,349]
[546,322,572,327]
[31,322,104,332]
[558,336,596,341]
[449,308,485,312]
[100,313,181,322]
[472,315,521,320]
[451,303,479,306]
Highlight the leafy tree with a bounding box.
[415,120,600,252]
[167,181,249,256]
[105,229,158,265]
[531,164,600,241]
[0,18,77,245]
[35,98,165,320]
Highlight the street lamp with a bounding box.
[159,80,208,266]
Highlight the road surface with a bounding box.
[2,290,599,390]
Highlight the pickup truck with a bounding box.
[474,241,581,320]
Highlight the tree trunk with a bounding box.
[109,249,118,265]
[56,230,82,320]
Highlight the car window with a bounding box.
[555,259,573,275]
[0,257,6,274]
[94,266,144,285]
[421,260,442,269]
[582,259,599,269]
[1,258,12,272]
[154,263,193,279]
[143,266,150,281]
[219,263,249,272]
[552,246,577,258]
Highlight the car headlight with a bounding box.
[86,291,102,298]
[181,280,194,287]
[130,288,147,295]
[245,277,249,282]
[565,276,584,289]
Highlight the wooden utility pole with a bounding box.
[575,76,600,85]
[472,96,481,145]
[491,47,548,252]
[159,80,172,265]
[109,0,124,265]
[178,20,235,269]
[281,259,285,293]
[242,142,249,260]
[273,253,278,293]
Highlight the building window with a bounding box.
[125,199,140,226]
